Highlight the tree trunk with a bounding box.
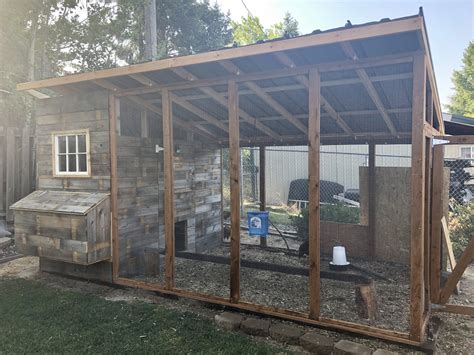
[144,0,157,61]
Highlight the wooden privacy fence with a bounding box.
[0,126,35,221]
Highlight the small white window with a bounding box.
[53,131,90,177]
[460,147,473,159]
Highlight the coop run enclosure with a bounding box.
[14,11,473,346]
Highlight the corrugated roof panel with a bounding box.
[322,84,378,111]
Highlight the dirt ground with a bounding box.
[1,255,472,354]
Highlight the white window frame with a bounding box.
[459,146,474,159]
[52,130,91,177]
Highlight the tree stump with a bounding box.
[354,279,379,320]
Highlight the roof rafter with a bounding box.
[220,60,308,134]
[171,67,281,140]
[273,52,354,136]
[93,79,219,141]
[340,42,398,136]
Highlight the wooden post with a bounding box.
[409,54,427,342]
[21,127,31,197]
[5,127,15,222]
[423,136,432,310]
[228,79,241,303]
[355,280,379,320]
[141,109,149,138]
[368,143,376,259]
[162,88,175,290]
[308,68,321,319]
[0,132,4,216]
[109,95,119,281]
[430,144,444,303]
[259,146,267,247]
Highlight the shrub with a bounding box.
[449,201,473,259]
[290,203,360,239]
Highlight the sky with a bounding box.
[215,0,474,109]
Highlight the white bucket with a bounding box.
[332,246,348,266]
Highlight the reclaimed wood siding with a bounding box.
[116,136,222,276]
[35,92,110,192]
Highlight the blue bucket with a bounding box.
[247,211,269,237]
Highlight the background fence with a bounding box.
[0,126,35,221]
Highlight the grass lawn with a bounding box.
[0,278,285,354]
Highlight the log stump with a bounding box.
[354,279,379,320]
[144,249,160,277]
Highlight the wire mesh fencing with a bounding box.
[222,145,412,231]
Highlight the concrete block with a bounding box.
[334,340,372,355]
[214,312,244,331]
[269,323,304,345]
[299,332,334,354]
[241,318,271,336]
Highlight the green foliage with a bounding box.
[446,41,474,118]
[290,204,360,239]
[232,12,299,45]
[0,278,286,354]
[449,201,473,259]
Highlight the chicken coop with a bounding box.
[13,11,474,346]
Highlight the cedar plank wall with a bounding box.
[35,92,110,192]
[34,92,112,281]
[117,135,222,276]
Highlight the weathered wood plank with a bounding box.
[259,146,267,247]
[368,143,376,259]
[21,128,31,197]
[308,68,321,320]
[109,94,120,279]
[6,127,16,221]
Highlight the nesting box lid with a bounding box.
[10,190,110,215]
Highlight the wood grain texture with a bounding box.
[308,68,321,320]
[228,79,241,303]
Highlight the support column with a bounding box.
[228,79,241,303]
[108,94,119,280]
[162,88,175,290]
[368,143,376,260]
[259,146,267,247]
[308,68,321,319]
[409,54,427,341]
[430,144,444,303]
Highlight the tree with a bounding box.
[232,12,299,46]
[446,41,474,118]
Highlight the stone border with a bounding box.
[214,312,400,354]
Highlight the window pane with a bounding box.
[460,147,471,159]
[59,155,66,172]
[78,154,87,172]
[68,135,76,153]
[58,136,66,154]
[78,135,86,153]
[68,154,76,172]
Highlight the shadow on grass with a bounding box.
[0,278,285,354]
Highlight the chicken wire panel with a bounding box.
[116,96,165,286]
[172,86,229,299]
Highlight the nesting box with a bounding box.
[11,190,111,265]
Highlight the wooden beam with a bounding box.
[432,303,474,316]
[273,52,354,136]
[115,276,420,346]
[430,145,444,303]
[423,137,432,309]
[308,68,321,319]
[94,79,219,141]
[162,88,175,290]
[340,42,398,136]
[409,54,427,342]
[439,237,474,304]
[129,73,156,87]
[434,135,474,145]
[171,67,281,140]
[228,79,241,303]
[26,89,50,99]
[221,60,308,134]
[5,127,15,222]
[108,94,119,281]
[368,143,376,259]
[115,52,417,97]
[259,147,267,247]
[140,110,149,138]
[441,217,457,272]
[20,128,31,197]
[18,16,422,92]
